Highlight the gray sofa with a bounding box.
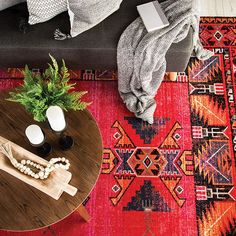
[0,0,193,71]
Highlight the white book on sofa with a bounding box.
[137,1,169,32]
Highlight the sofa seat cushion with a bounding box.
[0,0,193,71]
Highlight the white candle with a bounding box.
[46,106,66,132]
[25,125,45,145]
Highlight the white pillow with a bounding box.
[67,0,123,38]
[0,0,25,11]
[27,0,67,25]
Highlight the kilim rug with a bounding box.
[0,17,235,236]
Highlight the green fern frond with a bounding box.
[7,55,90,122]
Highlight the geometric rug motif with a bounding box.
[123,180,171,212]
[109,114,192,209]
[124,117,170,144]
[188,17,236,236]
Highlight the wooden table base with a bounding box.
[77,205,91,222]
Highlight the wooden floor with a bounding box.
[198,0,236,17]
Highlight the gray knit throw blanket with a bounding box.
[117,0,214,124]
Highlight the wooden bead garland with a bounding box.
[0,142,70,180]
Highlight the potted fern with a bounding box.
[8,55,90,122]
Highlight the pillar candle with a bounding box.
[46,106,66,132]
[25,125,44,145]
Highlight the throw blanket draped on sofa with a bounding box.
[117,0,214,124]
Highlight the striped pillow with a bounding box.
[27,0,67,25]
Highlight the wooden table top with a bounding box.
[0,90,103,231]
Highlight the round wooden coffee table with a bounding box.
[0,90,103,231]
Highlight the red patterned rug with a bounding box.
[0,17,236,236]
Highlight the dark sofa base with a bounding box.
[0,1,193,71]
